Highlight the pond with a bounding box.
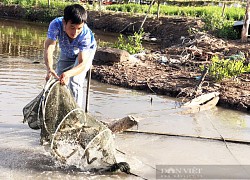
[1,18,250,179]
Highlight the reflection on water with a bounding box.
[1,18,250,180]
[0,19,47,60]
[0,18,120,62]
[0,18,157,63]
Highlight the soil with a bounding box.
[0,5,249,113]
[87,11,250,113]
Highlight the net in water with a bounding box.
[23,79,120,171]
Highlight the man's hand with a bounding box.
[59,72,69,85]
[46,69,59,81]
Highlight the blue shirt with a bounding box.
[47,17,96,59]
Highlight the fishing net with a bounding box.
[23,79,118,171]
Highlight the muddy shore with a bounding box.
[0,4,249,113]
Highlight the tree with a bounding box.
[241,0,250,42]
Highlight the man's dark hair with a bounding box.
[64,4,87,24]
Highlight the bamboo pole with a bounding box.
[85,67,92,113]
[124,130,250,145]
[195,67,208,92]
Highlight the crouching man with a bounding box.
[44,4,96,108]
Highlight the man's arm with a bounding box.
[59,51,91,85]
[44,38,59,81]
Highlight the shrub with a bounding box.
[112,30,144,54]
[202,13,238,39]
[201,55,250,82]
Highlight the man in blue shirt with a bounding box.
[44,4,96,108]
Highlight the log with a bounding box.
[106,115,138,133]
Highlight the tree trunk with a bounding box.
[48,0,50,8]
[98,0,102,15]
[241,0,250,42]
[138,0,155,32]
[221,3,226,17]
[157,0,160,19]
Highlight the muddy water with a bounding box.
[1,18,250,180]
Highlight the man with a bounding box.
[44,4,96,108]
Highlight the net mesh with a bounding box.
[39,79,117,170]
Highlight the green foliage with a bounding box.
[106,4,245,20]
[106,4,245,39]
[202,13,238,39]
[97,40,112,48]
[201,54,250,82]
[2,0,72,8]
[85,3,91,10]
[2,0,15,5]
[112,30,144,54]
[18,0,38,7]
[25,7,62,22]
[216,19,239,40]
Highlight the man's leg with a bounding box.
[69,49,96,108]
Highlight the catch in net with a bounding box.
[23,79,130,172]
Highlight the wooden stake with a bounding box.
[85,67,92,113]
[195,67,208,93]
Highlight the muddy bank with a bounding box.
[91,48,250,113]
[89,13,250,113]
[0,4,249,113]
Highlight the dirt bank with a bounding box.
[88,11,250,113]
[0,5,249,113]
